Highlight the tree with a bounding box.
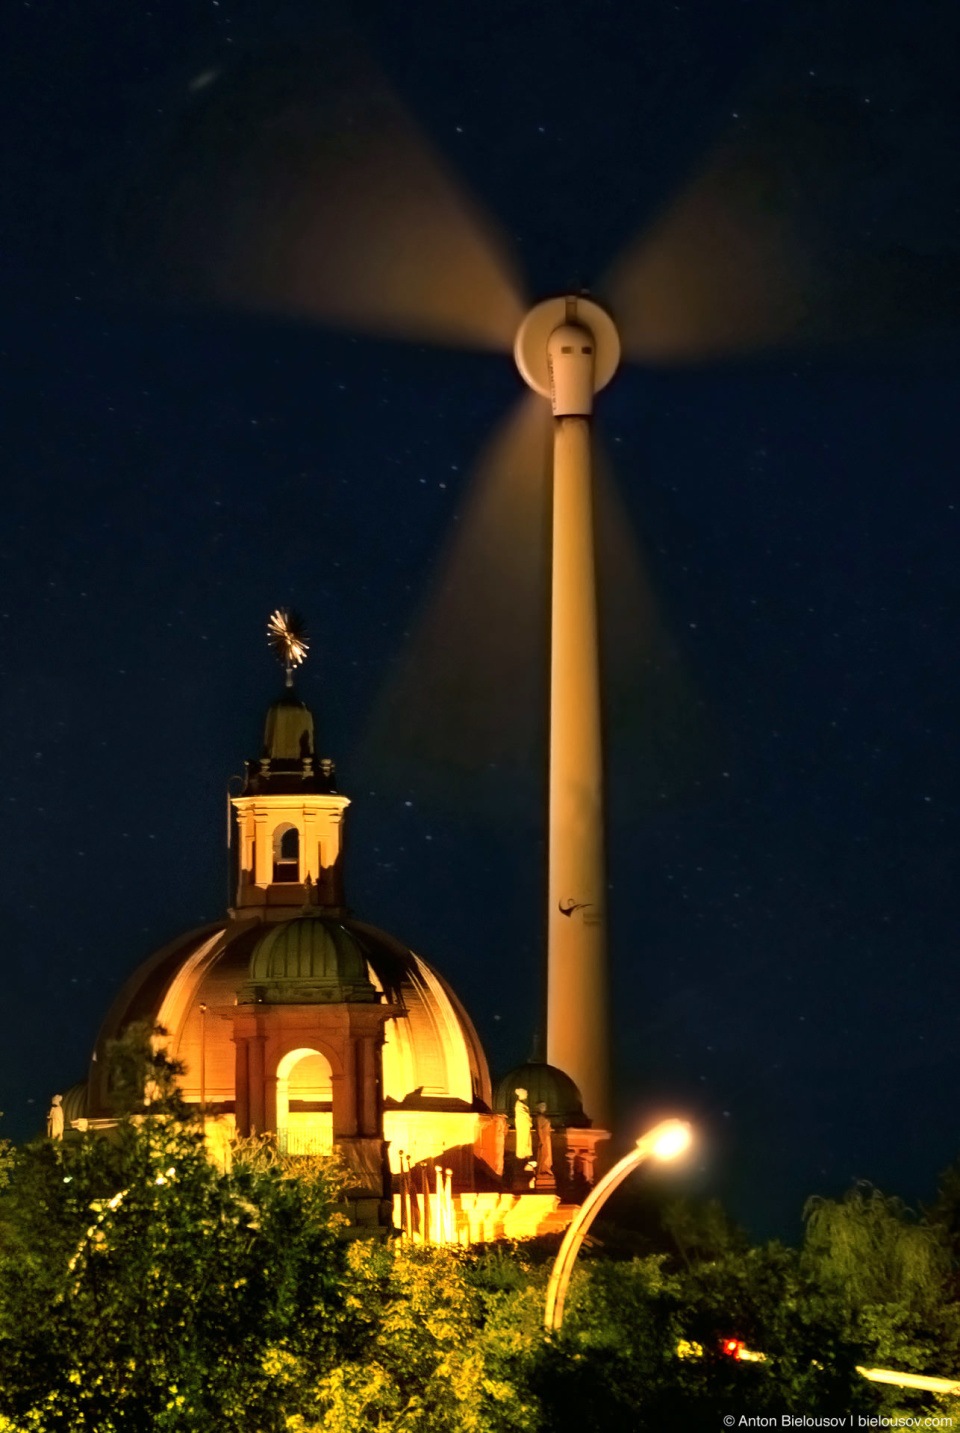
[0,1119,12,1193]
[660,1196,750,1268]
[299,1235,877,1433]
[527,1242,875,1433]
[101,1020,193,1121]
[802,1183,960,1377]
[0,1102,347,1430]
[4,1024,959,1433]
[300,1241,544,1432]
[926,1158,960,1287]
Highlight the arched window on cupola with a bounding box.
[272,823,300,883]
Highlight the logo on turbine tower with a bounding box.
[559,898,605,928]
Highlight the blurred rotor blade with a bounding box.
[364,392,551,810]
[129,45,524,350]
[593,445,717,816]
[604,83,960,363]
[363,396,716,816]
[604,142,810,363]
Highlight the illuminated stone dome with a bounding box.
[79,675,493,1193]
[86,914,489,1105]
[244,915,378,1004]
[494,1060,588,1127]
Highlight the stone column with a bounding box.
[242,814,256,887]
[249,1035,266,1133]
[302,809,318,886]
[326,812,345,905]
[358,1035,378,1136]
[264,1066,278,1133]
[234,1037,250,1137]
[337,1038,359,1137]
[253,814,271,887]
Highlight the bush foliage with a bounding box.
[1,1097,958,1431]
[0,1117,347,1432]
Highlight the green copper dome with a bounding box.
[493,1061,587,1127]
[243,916,379,1004]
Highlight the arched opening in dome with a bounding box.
[272,823,300,883]
[275,1046,333,1155]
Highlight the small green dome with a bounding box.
[243,916,378,1004]
[493,1061,587,1127]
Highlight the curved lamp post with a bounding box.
[544,1118,692,1332]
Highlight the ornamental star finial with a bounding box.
[266,608,309,687]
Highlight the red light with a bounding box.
[722,1339,745,1360]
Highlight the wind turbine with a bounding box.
[511,294,621,1126]
[133,42,960,1129]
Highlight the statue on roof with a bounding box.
[46,1093,64,1141]
[535,1101,554,1182]
[514,1086,532,1161]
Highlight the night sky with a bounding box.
[2,0,959,1240]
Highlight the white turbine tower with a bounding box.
[515,295,620,1130]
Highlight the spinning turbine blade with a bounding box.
[604,136,811,363]
[606,83,960,363]
[135,48,524,350]
[364,404,711,814]
[593,450,715,815]
[365,392,551,805]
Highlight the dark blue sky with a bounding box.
[1,0,958,1239]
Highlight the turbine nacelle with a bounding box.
[547,323,596,417]
[514,295,621,417]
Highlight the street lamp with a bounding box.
[544,1118,693,1332]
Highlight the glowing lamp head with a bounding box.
[637,1118,692,1162]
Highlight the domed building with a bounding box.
[71,629,600,1238]
[80,669,502,1220]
